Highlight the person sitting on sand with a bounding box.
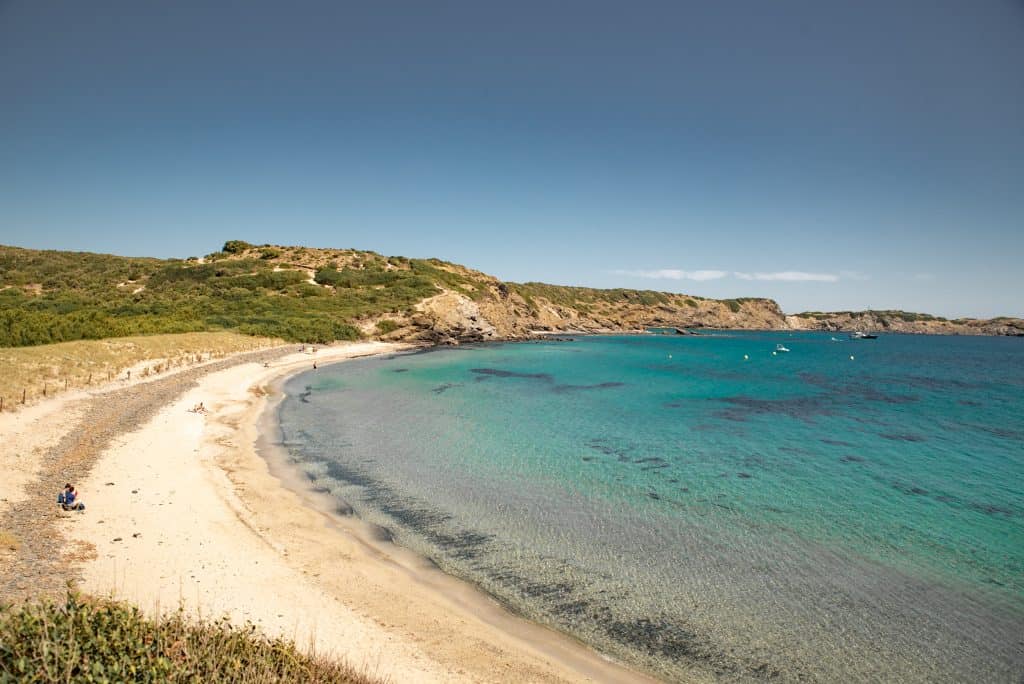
[58,484,85,511]
[189,402,208,414]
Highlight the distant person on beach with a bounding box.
[313,361,317,369]
[189,402,208,414]
[58,484,84,511]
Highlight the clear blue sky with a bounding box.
[1,0,1021,317]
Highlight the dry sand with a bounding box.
[2,341,653,683]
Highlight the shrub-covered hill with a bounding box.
[0,241,787,347]
[0,242,462,346]
[2,241,1018,348]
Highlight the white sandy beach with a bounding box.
[2,342,654,683]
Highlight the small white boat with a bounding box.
[775,344,790,353]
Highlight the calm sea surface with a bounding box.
[277,333,1024,682]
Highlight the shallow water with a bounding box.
[278,333,1024,682]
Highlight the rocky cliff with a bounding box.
[786,311,1024,337]
[365,262,788,344]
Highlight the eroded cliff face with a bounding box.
[386,285,1023,344]
[380,284,789,344]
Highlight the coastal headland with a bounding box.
[1,242,1020,357]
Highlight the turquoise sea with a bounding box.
[277,333,1024,682]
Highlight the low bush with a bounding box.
[222,240,254,254]
[375,319,400,335]
[0,592,377,683]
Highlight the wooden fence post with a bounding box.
[43,384,47,397]
[1,397,4,412]
[88,373,92,385]
[22,389,26,404]
[65,378,69,391]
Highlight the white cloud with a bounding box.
[613,269,729,281]
[614,268,845,283]
[733,271,839,282]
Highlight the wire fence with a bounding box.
[0,344,276,413]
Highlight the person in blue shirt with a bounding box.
[57,483,84,511]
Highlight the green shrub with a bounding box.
[376,319,400,335]
[222,240,254,254]
[0,592,376,683]
[726,300,741,313]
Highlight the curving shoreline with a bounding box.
[14,341,654,683]
[260,349,662,683]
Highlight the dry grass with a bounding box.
[0,332,283,410]
[0,531,18,552]
[0,591,382,683]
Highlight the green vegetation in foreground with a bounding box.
[0,592,377,683]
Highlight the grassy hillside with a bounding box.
[0,331,279,407]
[0,242,471,346]
[0,241,786,347]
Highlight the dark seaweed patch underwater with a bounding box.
[280,333,1024,682]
